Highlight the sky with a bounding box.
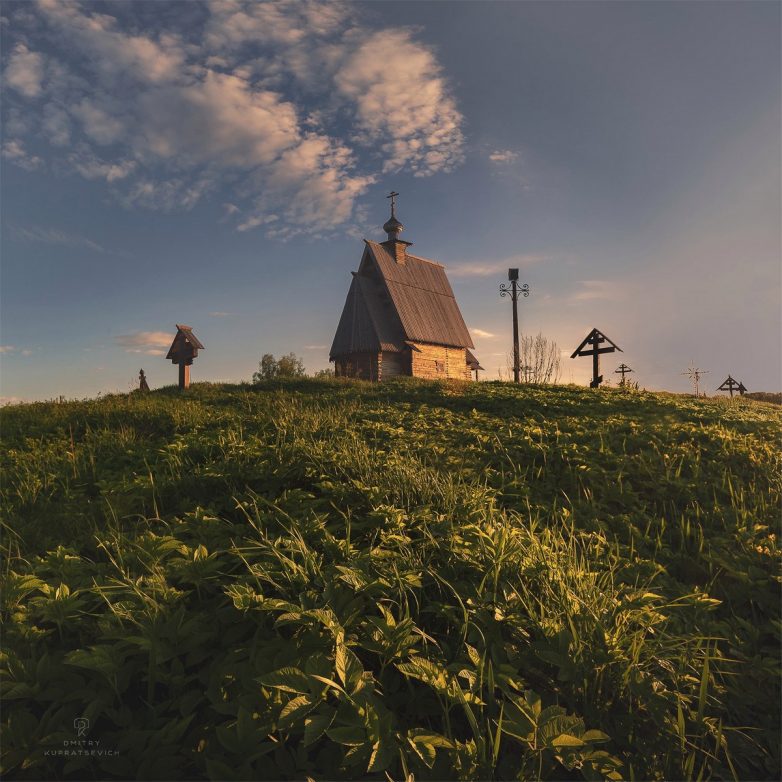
[1,0,779,402]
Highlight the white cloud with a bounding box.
[72,99,125,144]
[304,344,328,350]
[334,31,464,175]
[69,149,136,183]
[114,331,173,354]
[449,254,551,278]
[470,328,496,339]
[489,149,519,163]
[41,104,71,146]
[7,0,465,235]
[37,0,185,86]
[11,224,105,253]
[2,139,43,171]
[570,280,628,302]
[121,177,213,212]
[0,346,16,354]
[4,43,45,97]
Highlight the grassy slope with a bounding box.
[1,379,780,781]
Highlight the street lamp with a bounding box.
[499,268,530,383]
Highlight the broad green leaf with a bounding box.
[582,729,611,744]
[367,736,395,773]
[335,642,364,692]
[279,695,315,729]
[327,725,366,746]
[258,667,312,694]
[303,709,335,746]
[551,733,585,748]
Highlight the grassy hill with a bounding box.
[2,379,780,781]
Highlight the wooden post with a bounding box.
[165,325,204,391]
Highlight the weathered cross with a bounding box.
[386,191,399,215]
[615,363,633,386]
[717,375,743,398]
[570,328,622,388]
[138,368,150,392]
[681,364,709,397]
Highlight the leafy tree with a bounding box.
[314,368,335,378]
[277,353,306,377]
[253,353,306,383]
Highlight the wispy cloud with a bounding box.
[114,331,172,356]
[569,280,628,302]
[470,328,496,339]
[0,345,32,356]
[11,224,105,253]
[5,43,45,98]
[449,254,551,278]
[3,0,465,238]
[2,139,43,171]
[304,344,328,350]
[488,149,519,164]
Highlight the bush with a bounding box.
[252,353,306,382]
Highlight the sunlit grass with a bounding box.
[1,379,780,780]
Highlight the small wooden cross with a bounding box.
[615,363,633,386]
[386,191,399,214]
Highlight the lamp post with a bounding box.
[499,268,530,383]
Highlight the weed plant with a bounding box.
[1,379,780,780]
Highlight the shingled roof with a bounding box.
[166,324,204,361]
[330,240,474,359]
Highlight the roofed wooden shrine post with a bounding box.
[570,328,622,388]
[165,325,204,390]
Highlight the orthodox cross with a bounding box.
[570,328,622,388]
[681,363,709,397]
[165,324,204,390]
[615,363,633,386]
[386,191,399,216]
[499,268,531,383]
[717,375,744,398]
[138,368,150,392]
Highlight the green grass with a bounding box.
[1,378,780,780]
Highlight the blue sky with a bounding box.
[1,0,779,401]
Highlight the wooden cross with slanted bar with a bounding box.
[570,328,622,388]
[717,375,745,398]
[615,363,633,386]
[165,324,204,390]
[386,190,399,216]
